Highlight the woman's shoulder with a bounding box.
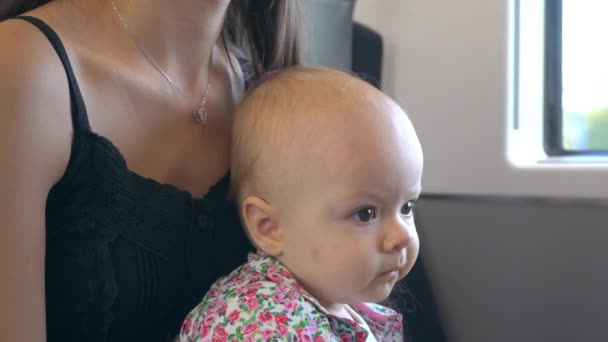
[0,17,65,74]
[0,17,73,111]
[0,17,73,184]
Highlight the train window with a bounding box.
[544,0,608,155]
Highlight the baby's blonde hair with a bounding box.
[230,66,359,205]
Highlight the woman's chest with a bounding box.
[75,51,242,196]
[46,181,249,341]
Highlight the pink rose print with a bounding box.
[305,320,317,334]
[181,317,193,335]
[313,336,326,342]
[297,327,314,341]
[340,333,353,342]
[288,290,299,300]
[211,298,224,309]
[199,324,210,338]
[258,310,273,323]
[355,331,368,342]
[297,330,312,342]
[267,272,282,283]
[227,309,240,322]
[203,315,215,326]
[250,282,263,290]
[242,322,258,335]
[280,269,291,277]
[218,303,228,315]
[243,336,254,342]
[262,329,274,340]
[284,301,298,313]
[274,314,288,325]
[273,293,286,304]
[246,297,259,310]
[278,325,289,336]
[245,288,257,297]
[212,327,228,342]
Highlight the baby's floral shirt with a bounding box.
[178,253,403,342]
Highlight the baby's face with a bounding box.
[275,92,423,311]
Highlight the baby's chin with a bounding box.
[397,258,417,281]
[347,283,399,305]
[397,267,409,282]
[320,274,404,307]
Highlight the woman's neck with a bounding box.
[111,0,230,87]
[114,0,229,72]
[47,0,231,91]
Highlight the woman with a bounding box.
[0,0,300,340]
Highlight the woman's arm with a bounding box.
[0,19,73,341]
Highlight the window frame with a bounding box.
[543,0,608,155]
[543,0,563,155]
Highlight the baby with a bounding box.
[179,67,423,342]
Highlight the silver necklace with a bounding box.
[110,0,211,124]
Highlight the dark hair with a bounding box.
[0,0,302,76]
[224,1,301,77]
[0,0,47,19]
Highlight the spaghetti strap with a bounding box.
[13,16,91,132]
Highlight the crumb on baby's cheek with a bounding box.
[311,247,321,264]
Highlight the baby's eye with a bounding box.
[401,200,416,217]
[353,207,377,223]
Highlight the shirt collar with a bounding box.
[247,252,403,340]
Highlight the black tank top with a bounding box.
[13,16,254,342]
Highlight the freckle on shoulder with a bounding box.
[0,19,49,50]
[0,28,19,46]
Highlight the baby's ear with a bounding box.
[241,196,284,256]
